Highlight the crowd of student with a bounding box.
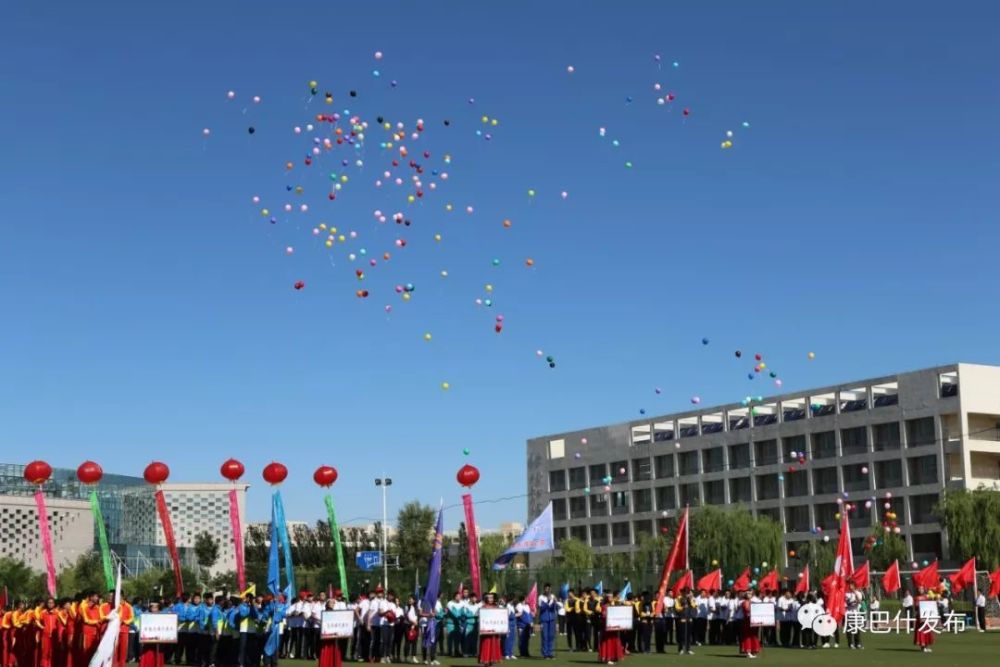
[1,581,990,667]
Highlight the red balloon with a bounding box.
[313,465,338,487]
[263,462,288,485]
[143,461,170,485]
[456,464,480,488]
[24,460,52,485]
[76,461,103,485]
[220,458,245,482]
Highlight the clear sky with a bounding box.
[2,1,998,530]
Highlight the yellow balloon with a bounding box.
[325,240,333,248]
[481,115,489,123]
[485,284,493,293]
[424,333,432,342]
[338,235,345,242]
[445,204,454,212]
[402,293,411,301]
[441,382,450,390]
[308,80,318,88]
[491,118,498,126]
[434,233,442,242]
[261,208,269,216]
[319,223,327,230]
[407,195,415,203]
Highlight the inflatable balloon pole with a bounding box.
[77,461,114,591]
[220,459,248,592]
[145,462,184,597]
[264,463,295,594]
[25,461,57,596]
[457,464,482,597]
[314,466,348,594]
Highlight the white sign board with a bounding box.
[478,608,508,636]
[918,600,939,619]
[321,610,355,639]
[140,613,178,644]
[605,605,633,631]
[750,603,775,627]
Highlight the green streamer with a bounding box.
[89,490,115,592]
[324,494,349,594]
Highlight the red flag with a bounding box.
[525,582,538,614]
[653,507,689,612]
[758,569,779,594]
[670,570,694,597]
[794,565,810,595]
[989,567,1000,598]
[733,567,752,592]
[851,561,870,589]
[820,572,837,598]
[913,560,940,590]
[696,569,722,593]
[826,513,853,622]
[882,560,901,594]
[948,557,976,594]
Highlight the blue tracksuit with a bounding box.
[504,607,516,657]
[517,609,534,657]
[538,596,557,658]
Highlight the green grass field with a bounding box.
[278,631,999,667]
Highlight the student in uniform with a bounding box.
[445,593,464,659]
[573,591,590,652]
[976,590,988,632]
[637,593,652,654]
[514,597,533,658]
[692,590,707,647]
[913,587,935,653]
[462,594,480,659]
[564,591,577,652]
[597,594,623,666]
[586,590,602,653]
[674,589,694,656]
[537,585,557,660]
[844,583,863,650]
[738,592,761,659]
[139,602,166,667]
[476,594,502,667]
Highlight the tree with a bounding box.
[866,527,909,571]
[194,532,220,581]
[635,533,669,577]
[0,557,47,600]
[58,552,108,596]
[686,506,782,576]
[796,539,835,578]
[394,501,437,589]
[478,533,514,592]
[557,538,593,584]
[936,489,1000,569]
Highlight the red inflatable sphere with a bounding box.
[313,465,338,487]
[456,464,480,488]
[76,461,104,485]
[263,462,288,485]
[24,460,53,485]
[220,458,245,482]
[143,461,170,485]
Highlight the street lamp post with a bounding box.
[374,475,392,591]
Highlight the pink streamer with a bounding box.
[228,488,246,592]
[462,493,482,597]
[34,489,57,596]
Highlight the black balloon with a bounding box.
[248,126,255,134]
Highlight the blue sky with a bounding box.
[1,1,998,530]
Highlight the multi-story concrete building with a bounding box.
[0,495,94,571]
[158,483,249,576]
[527,363,1000,566]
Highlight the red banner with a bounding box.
[462,493,482,597]
[228,489,246,592]
[34,489,57,596]
[155,489,184,597]
[653,506,688,613]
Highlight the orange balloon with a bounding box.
[502,219,512,228]
[525,258,535,267]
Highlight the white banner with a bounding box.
[919,600,939,619]
[140,613,178,644]
[605,605,633,631]
[321,610,355,639]
[478,608,508,636]
[750,603,775,627]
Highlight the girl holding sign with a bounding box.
[318,599,344,667]
[598,593,624,666]
[738,592,761,659]
[913,588,936,653]
[477,594,503,667]
[138,602,165,667]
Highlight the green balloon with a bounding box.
[463,448,470,455]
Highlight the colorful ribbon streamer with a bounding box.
[228,489,246,592]
[272,490,296,594]
[88,489,115,592]
[323,494,349,594]
[34,489,57,596]
[462,493,482,597]
[155,489,184,597]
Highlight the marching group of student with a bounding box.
[1,581,990,667]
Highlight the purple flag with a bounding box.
[421,505,444,612]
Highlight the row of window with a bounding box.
[550,418,937,491]
[551,456,938,519]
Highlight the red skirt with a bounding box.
[739,620,761,654]
[598,631,624,663]
[318,639,342,667]
[478,635,503,666]
[139,645,165,667]
[914,627,935,647]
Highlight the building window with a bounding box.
[548,439,565,459]
[939,372,958,398]
[679,482,701,507]
[589,464,607,486]
[569,496,587,519]
[553,527,568,543]
[757,507,781,524]
[912,532,943,561]
[873,422,901,451]
[633,519,653,539]
[812,431,837,459]
[569,467,587,490]
[908,455,938,485]
[812,467,839,494]
[785,471,809,497]
[906,417,936,447]
[756,474,779,500]
[656,485,676,510]
[754,440,778,466]
[814,503,839,530]
[655,454,675,479]
[783,435,806,463]
[552,498,567,521]
[611,491,630,515]
[569,525,587,542]
[611,461,629,484]
[633,488,652,513]
[678,451,699,476]
[909,493,939,524]
[875,460,903,489]
[632,458,652,482]
[702,447,724,473]
[785,504,811,532]
[590,523,609,547]
[590,493,608,516]
[549,470,566,492]
[841,427,869,456]
[842,464,869,492]
[730,477,751,503]
[703,480,725,505]
[611,522,631,546]
[729,443,750,470]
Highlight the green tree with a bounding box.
[478,532,514,592]
[796,539,835,578]
[0,557,47,600]
[58,552,109,596]
[635,533,669,578]
[194,532,220,582]
[866,528,909,571]
[393,501,436,591]
[557,538,593,584]
[686,506,782,575]
[936,489,1000,569]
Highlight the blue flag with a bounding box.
[620,581,631,599]
[272,490,296,595]
[493,503,555,570]
[559,583,570,600]
[595,581,603,596]
[267,501,280,596]
[421,505,444,613]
